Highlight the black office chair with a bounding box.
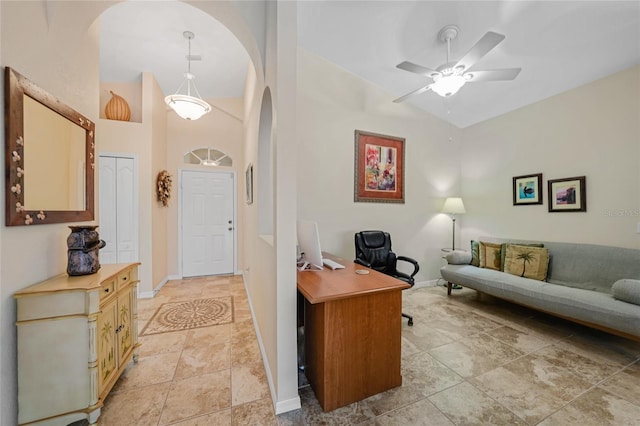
[354,230,419,326]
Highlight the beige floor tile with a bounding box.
[487,325,552,354]
[538,387,640,426]
[175,341,231,379]
[159,370,231,425]
[471,353,594,424]
[231,397,277,425]
[531,344,625,384]
[231,361,270,406]
[184,323,232,348]
[99,382,170,426]
[138,330,187,357]
[401,320,455,352]
[362,351,463,416]
[599,361,640,405]
[110,351,180,393]
[295,386,375,425]
[428,382,527,425]
[231,337,262,367]
[169,409,232,425]
[429,333,524,378]
[232,319,257,342]
[376,397,454,426]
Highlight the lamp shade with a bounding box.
[442,197,466,214]
[165,94,211,120]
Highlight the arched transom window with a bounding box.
[184,148,233,167]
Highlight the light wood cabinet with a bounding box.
[14,263,140,426]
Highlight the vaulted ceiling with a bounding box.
[100,1,640,128]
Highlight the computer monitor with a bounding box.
[297,220,324,270]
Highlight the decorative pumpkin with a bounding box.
[105,91,131,121]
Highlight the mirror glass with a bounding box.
[23,96,86,210]
[5,67,95,226]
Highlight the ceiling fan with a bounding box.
[394,25,521,102]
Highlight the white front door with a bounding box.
[181,170,235,277]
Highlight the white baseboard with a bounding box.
[413,279,440,289]
[275,396,302,415]
[138,275,179,299]
[241,273,301,414]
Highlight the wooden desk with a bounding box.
[297,253,409,411]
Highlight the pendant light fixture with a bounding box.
[165,31,211,120]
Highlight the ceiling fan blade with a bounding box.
[396,61,439,77]
[465,68,521,82]
[454,31,505,72]
[393,85,432,103]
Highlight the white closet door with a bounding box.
[115,158,136,262]
[99,157,117,264]
[99,155,137,264]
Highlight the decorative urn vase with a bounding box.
[104,90,131,121]
[67,225,106,276]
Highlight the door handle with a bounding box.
[228,227,233,231]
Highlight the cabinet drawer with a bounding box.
[117,269,132,290]
[100,279,116,302]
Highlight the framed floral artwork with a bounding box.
[548,176,586,212]
[354,130,405,203]
[513,173,543,205]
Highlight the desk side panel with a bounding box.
[318,290,403,411]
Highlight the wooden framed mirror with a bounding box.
[5,67,95,226]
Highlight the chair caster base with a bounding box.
[407,318,413,326]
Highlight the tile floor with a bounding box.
[101,277,640,425]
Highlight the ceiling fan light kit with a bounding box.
[165,31,211,120]
[394,24,521,102]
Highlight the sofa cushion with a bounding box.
[500,243,544,271]
[479,241,502,271]
[503,244,549,281]
[446,250,472,265]
[612,279,640,305]
[470,240,480,267]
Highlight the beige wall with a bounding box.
[166,97,245,277]
[240,1,301,412]
[0,1,279,423]
[0,2,113,425]
[460,65,640,250]
[297,49,464,282]
[97,72,169,296]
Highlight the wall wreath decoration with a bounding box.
[157,170,172,206]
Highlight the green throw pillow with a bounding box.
[470,240,480,267]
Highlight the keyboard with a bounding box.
[322,258,345,270]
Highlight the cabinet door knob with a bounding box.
[104,288,109,293]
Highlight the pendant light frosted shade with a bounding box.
[165,31,211,121]
[165,93,211,120]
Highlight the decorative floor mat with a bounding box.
[141,297,233,335]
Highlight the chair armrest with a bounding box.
[397,256,420,278]
[354,258,372,268]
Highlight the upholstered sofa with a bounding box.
[440,238,640,341]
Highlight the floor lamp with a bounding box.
[442,197,466,250]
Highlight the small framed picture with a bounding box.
[548,176,586,212]
[513,173,543,205]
